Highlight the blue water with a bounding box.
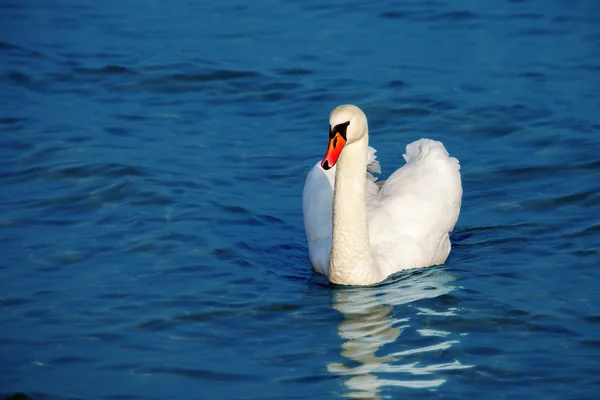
[1,0,599,399]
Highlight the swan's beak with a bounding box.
[321,132,346,170]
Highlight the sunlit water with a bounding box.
[1,0,599,399]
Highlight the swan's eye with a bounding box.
[329,121,351,140]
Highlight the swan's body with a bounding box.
[303,105,462,285]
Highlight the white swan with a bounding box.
[302,105,462,285]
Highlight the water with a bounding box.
[1,0,599,398]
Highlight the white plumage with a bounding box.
[303,105,462,285]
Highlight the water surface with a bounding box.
[1,0,600,399]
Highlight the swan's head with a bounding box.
[321,104,368,170]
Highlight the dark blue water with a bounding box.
[1,0,599,399]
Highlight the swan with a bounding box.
[302,105,462,285]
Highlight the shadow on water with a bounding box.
[327,267,472,399]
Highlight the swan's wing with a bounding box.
[303,162,335,275]
[367,139,462,271]
[366,146,381,182]
[303,147,382,276]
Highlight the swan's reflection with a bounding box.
[328,267,471,399]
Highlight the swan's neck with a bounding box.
[329,134,379,285]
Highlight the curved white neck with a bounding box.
[329,134,379,285]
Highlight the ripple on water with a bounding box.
[320,269,475,397]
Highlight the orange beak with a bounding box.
[321,132,346,170]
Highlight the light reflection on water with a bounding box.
[328,269,473,398]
